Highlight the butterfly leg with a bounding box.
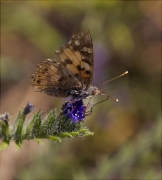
[84,97,94,116]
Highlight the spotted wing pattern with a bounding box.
[55,31,93,90]
[31,31,94,97]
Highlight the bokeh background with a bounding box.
[0,1,161,180]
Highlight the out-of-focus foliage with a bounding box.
[0,1,161,180]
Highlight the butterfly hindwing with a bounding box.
[31,59,82,97]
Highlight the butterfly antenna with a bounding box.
[91,71,128,110]
[89,71,128,112]
[101,71,128,85]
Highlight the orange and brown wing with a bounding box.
[55,31,93,90]
[31,59,82,97]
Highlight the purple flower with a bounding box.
[0,113,9,124]
[61,99,87,123]
[23,102,35,115]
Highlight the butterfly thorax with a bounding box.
[70,86,101,99]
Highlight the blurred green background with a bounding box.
[0,1,161,180]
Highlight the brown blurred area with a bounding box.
[0,1,161,180]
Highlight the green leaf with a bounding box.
[70,132,80,136]
[0,141,9,150]
[34,138,43,145]
[82,132,94,136]
[41,109,56,136]
[60,132,73,138]
[49,136,61,142]
[16,142,22,151]
[0,121,10,140]
[79,128,89,133]
[25,111,42,139]
[12,111,25,143]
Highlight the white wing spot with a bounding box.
[75,40,80,46]
[68,40,72,45]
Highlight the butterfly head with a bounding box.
[89,86,101,96]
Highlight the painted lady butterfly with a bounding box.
[31,31,103,100]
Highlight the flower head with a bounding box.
[61,99,87,123]
[23,102,35,116]
[0,113,9,124]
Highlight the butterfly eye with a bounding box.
[91,88,101,95]
[92,90,97,95]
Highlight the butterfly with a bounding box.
[31,31,105,101]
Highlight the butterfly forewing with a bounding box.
[55,31,93,90]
